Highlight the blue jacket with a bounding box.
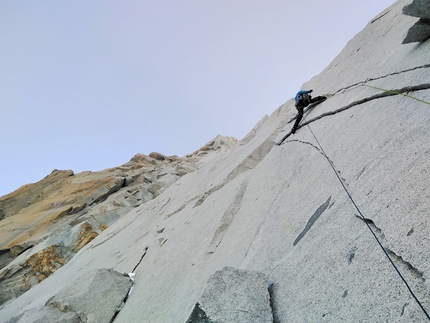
[295,90,311,102]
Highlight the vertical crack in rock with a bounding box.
[207,180,248,254]
[109,277,133,323]
[293,196,331,246]
[132,246,148,273]
[110,247,149,322]
[268,281,279,323]
[401,302,409,316]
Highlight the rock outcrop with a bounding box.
[1,0,430,322]
[402,0,430,43]
[6,268,132,323]
[0,141,235,309]
[186,267,273,323]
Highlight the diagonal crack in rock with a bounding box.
[385,248,426,283]
[355,215,426,284]
[283,139,321,152]
[333,64,430,95]
[278,83,430,145]
[301,83,430,129]
[132,246,148,273]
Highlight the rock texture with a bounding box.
[402,0,430,43]
[0,147,220,308]
[5,268,132,323]
[1,0,430,322]
[186,267,273,323]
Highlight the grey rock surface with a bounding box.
[5,306,82,323]
[403,0,430,19]
[0,150,206,307]
[187,267,272,323]
[45,268,132,323]
[402,18,430,43]
[4,268,132,323]
[1,1,430,322]
[402,0,430,44]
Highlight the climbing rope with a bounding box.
[363,83,430,106]
[301,118,430,320]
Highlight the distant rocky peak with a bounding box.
[189,135,239,157]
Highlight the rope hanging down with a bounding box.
[303,120,430,321]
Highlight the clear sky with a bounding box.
[1,0,396,197]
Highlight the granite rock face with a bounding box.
[1,0,430,322]
[46,268,132,323]
[6,268,132,323]
[402,18,430,43]
[186,267,273,323]
[402,0,430,43]
[0,145,229,308]
[5,306,82,323]
[403,0,430,19]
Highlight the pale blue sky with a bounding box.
[1,0,395,197]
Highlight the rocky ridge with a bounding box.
[1,0,430,322]
[0,136,237,310]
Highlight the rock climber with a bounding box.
[291,89,326,134]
